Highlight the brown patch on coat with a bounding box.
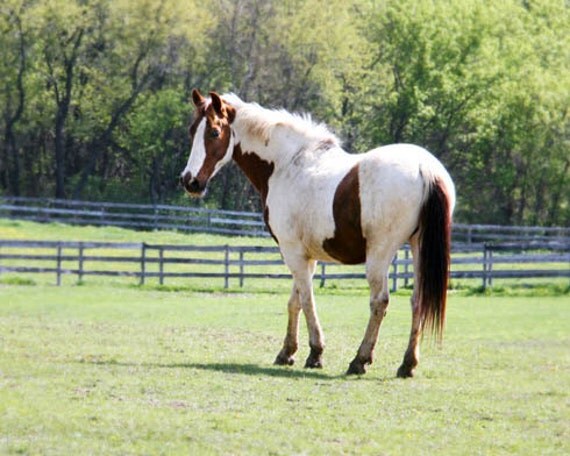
[322,164,366,264]
[232,144,277,241]
[232,144,274,204]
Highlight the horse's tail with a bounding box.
[417,176,453,340]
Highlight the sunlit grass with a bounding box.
[0,284,568,455]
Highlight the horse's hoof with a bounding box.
[304,357,323,369]
[346,359,367,375]
[274,354,295,366]
[396,364,415,378]
[304,346,323,369]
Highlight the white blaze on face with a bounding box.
[183,118,207,179]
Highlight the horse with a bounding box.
[180,89,455,378]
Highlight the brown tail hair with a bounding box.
[417,177,452,340]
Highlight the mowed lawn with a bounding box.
[1,283,568,455]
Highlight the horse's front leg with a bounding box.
[274,285,301,366]
[300,268,325,368]
[276,254,324,368]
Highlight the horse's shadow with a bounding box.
[180,362,343,380]
[81,358,380,381]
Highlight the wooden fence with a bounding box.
[1,196,569,244]
[0,240,568,290]
[0,197,267,237]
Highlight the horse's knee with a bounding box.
[370,291,389,317]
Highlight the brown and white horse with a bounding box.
[181,89,455,378]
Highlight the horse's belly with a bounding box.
[266,171,350,261]
[266,166,369,264]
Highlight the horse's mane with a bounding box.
[222,93,340,147]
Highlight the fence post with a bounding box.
[224,245,229,289]
[391,252,398,292]
[56,243,62,286]
[482,245,488,289]
[78,243,84,283]
[159,247,164,286]
[404,248,410,288]
[488,248,493,288]
[320,263,326,288]
[239,250,244,287]
[140,243,146,285]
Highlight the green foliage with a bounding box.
[361,0,569,225]
[0,0,567,225]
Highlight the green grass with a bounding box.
[0,218,569,453]
[1,283,569,455]
[0,219,273,247]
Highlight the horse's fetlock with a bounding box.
[286,341,298,355]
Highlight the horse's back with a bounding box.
[358,144,455,246]
[360,143,455,207]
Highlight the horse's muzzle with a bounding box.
[180,172,207,197]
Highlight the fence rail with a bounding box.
[0,197,268,237]
[1,196,569,244]
[1,239,568,290]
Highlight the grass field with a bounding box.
[1,284,569,455]
[1,219,569,454]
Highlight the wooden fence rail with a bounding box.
[2,196,569,244]
[1,240,568,290]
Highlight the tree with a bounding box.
[361,0,569,225]
[0,1,27,196]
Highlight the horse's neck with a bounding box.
[232,113,339,166]
[230,120,297,202]
[230,104,352,202]
[232,119,288,164]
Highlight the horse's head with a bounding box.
[180,89,236,197]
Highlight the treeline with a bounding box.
[0,0,568,226]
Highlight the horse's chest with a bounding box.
[266,176,337,241]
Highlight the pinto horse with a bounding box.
[180,90,455,378]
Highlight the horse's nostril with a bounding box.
[180,171,192,187]
[188,179,202,193]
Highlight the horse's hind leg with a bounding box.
[397,237,422,378]
[274,285,301,366]
[347,257,391,375]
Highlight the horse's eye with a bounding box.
[210,129,221,138]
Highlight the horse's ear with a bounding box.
[226,104,236,123]
[192,89,206,109]
[209,92,224,117]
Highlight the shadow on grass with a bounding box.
[79,358,382,381]
[182,362,345,380]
